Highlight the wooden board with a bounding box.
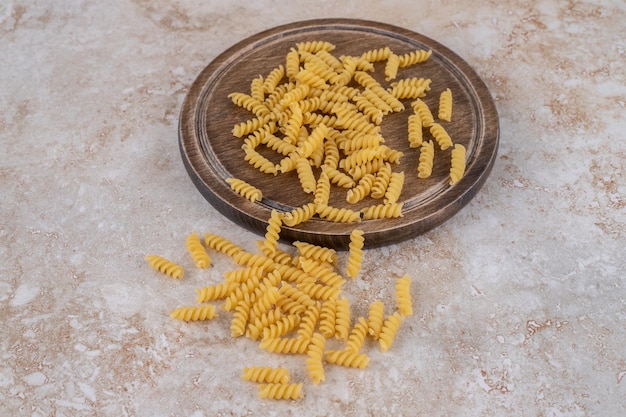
[179,19,499,250]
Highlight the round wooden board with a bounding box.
[179,19,499,250]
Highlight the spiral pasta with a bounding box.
[438,88,453,122]
[282,203,317,227]
[318,298,337,338]
[226,177,263,204]
[346,229,364,279]
[324,349,370,369]
[145,255,184,279]
[262,210,282,256]
[195,281,237,303]
[449,143,466,185]
[305,332,326,384]
[430,122,453,151]
[257,382,303,400]
[378,311,403,352]
[395,274,413,317]
[263,65,285,94]
[367,300,385,339]
[241,366,290,384]
[346,317,369,353]
[334,296,351,340]
[258,335,310,354]
[228,92,270,117]
[407,114,423,148]
[185,231,211,269]
[383,171,405,205]
[360,203,404,220]
[316,204,361,223]
[398,49,432,67]
[411,98,434,127]
[169,305,217,322]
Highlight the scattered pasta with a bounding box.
[145,255,184,279]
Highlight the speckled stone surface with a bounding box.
[1,1,625,416]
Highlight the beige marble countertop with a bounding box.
[2,1,625,416]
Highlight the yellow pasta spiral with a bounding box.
[313,169,331,207]
[295,157,316,194]
[243,146,279,175]
[145,255,184,279]
[259,336,310,354]
[430,122,453,150]
[360,203,404,220]
[340,148,381,171]
[407,114,423,148]
[383,171,405,205]
[334,296,351,340]
[305,332,326,384]
[324,167,355,189]
[295,68,328,90]
[316,204,362,223]
[346,229,364,279]
[449,143,466,185]
[378,311,403,352]
[262,210,282,256]
[278,282,316,309]
[395,274,413,317]
[282,203,317,227]
[262,314,300,340]
[411,98,434,127]
[296,40,335,53]
[280,83,312,107]
[370,163,393,199]
[285,48,300,81]
[293,241,338,265]
[241,366,290,384]
[185,231,211,269]
[367,300,385,339]
[360,46,392,63]
[247,307,283,340]
[195,281,237,303]
[226,177,263,203]
[257,382,304,400]
[230,301,251,337]
[169,305,217,322]
[346,317,369,353]
[324,349,370,369]
[263,65,285,94]
[298,282,341,301]
[417,140,435,179]
[203,233,244,258]
[232,113,273,138]
[438,88,453,121]
[398,49,432,67]
[250,75,264,102]
[319,298,337,338]
[297,305,321,339]
[346,173,376,204]
[227,92,270,117]
[384,53,400,81]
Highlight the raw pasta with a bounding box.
[226,177,263,203]
[346,229,364,279]
[145,255,184,279]
[438,88,453,121]
[169,305,217,321]
[395,274,413,317]
[449,143,466,185]
[186,231,211,268]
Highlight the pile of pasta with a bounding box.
[226,40,466,224]
[146,225,413,400]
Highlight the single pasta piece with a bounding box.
[250,75,265,102]
[398,49,432,67]
[316,204,362,223]
[378,311,403,352]
[263,65,285,94]
[449,143,466,185]
[313,169,331,207]
[296,40,335,53]
[360,203,404,220]
[195,281,238,303]
[185,231,211,268]
[430,123,453,150]
[295,157,316,194]
[204,233,244,258]
[346,229,364,279]
[367,300,385,339]
[417,140,435,179]
[169,305,217,321]
[345,317,369,353]
[438,88,453,121]
[383,171,405,205]
[241,366,290,384]
[293,241,338,265]
[334,296,351,340]
[305,332,326,384]
[411,99,434,127]
[257,382,303,400]
[407,114,423,148]
[395,274,413,317]
[145,255,184,279]
[324,349,370,369]
[226,177,263,203]
[282,203,317,227]
[319,298,337,338]
[384,53,400,81]
[262,210,282,256]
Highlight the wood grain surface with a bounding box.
[178,19,499,250]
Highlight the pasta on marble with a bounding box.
[145,255,184,279]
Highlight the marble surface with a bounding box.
[2,1,625,416]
